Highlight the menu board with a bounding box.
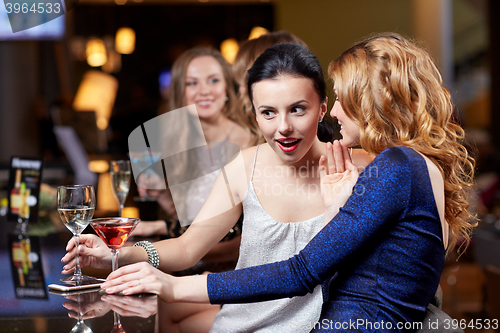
[8,233,47,299]
[7,157,43,223]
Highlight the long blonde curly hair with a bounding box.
[328,32,476,251]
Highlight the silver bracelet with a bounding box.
[133,241,160,268]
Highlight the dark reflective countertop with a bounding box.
[0,218,156,333]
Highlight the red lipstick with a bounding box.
[276,138,301,152]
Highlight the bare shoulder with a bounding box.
[222,145,260,199]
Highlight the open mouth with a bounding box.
[277,139,300,148]
[276,138,301,152]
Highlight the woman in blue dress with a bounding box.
[93,33,475,332]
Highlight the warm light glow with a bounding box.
[86,38,107,67]
[97,173,119,211]
[220,38,239,64]
[102,50,122,73]
[73,71,118,130]
[122,207,140,218]
[115,27,135,54]
[88,160,110,173]
[114,0,127,5]
[248,26,269,40]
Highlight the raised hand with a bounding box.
[61,234,113,274]
[319,140,359,223]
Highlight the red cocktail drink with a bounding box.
[90,217,140,272]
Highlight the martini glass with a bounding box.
[58,185,97,284]
[89,217,140,272]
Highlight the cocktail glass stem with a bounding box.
[111,311,125,333]
[111,249,119,272]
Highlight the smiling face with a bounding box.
[330,89,360,147]
[253,75,327,164]
[184,55,227,120]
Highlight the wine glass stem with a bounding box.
[74,234,82,278]
[111,249,119,272]
[119,204,124,217]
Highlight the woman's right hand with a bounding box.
[319,140,359,223]
[61,234,113,273]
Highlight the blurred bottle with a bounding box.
[19,186,30,220]
[10,169,22,215]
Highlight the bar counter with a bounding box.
[0,218,156,333]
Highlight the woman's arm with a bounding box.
[63,149,251,273]
[207,147,413,304]
[100,146,413,303]
[99,262,210,303]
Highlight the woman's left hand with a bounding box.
[319,141,359,223]
[101,262,173,302]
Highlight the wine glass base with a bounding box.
[60,275,105,285]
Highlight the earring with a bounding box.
[225,95,229,102]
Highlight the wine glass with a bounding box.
[110,160,131,217]
[89,217,140,272]
[58,185,96,284]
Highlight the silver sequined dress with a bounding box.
[209,146,323,332]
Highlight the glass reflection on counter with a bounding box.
[50,288,157,333]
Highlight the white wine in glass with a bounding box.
[110,160,131,217]
[57,185,97,284]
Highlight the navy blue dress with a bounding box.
[207,146,445,332]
